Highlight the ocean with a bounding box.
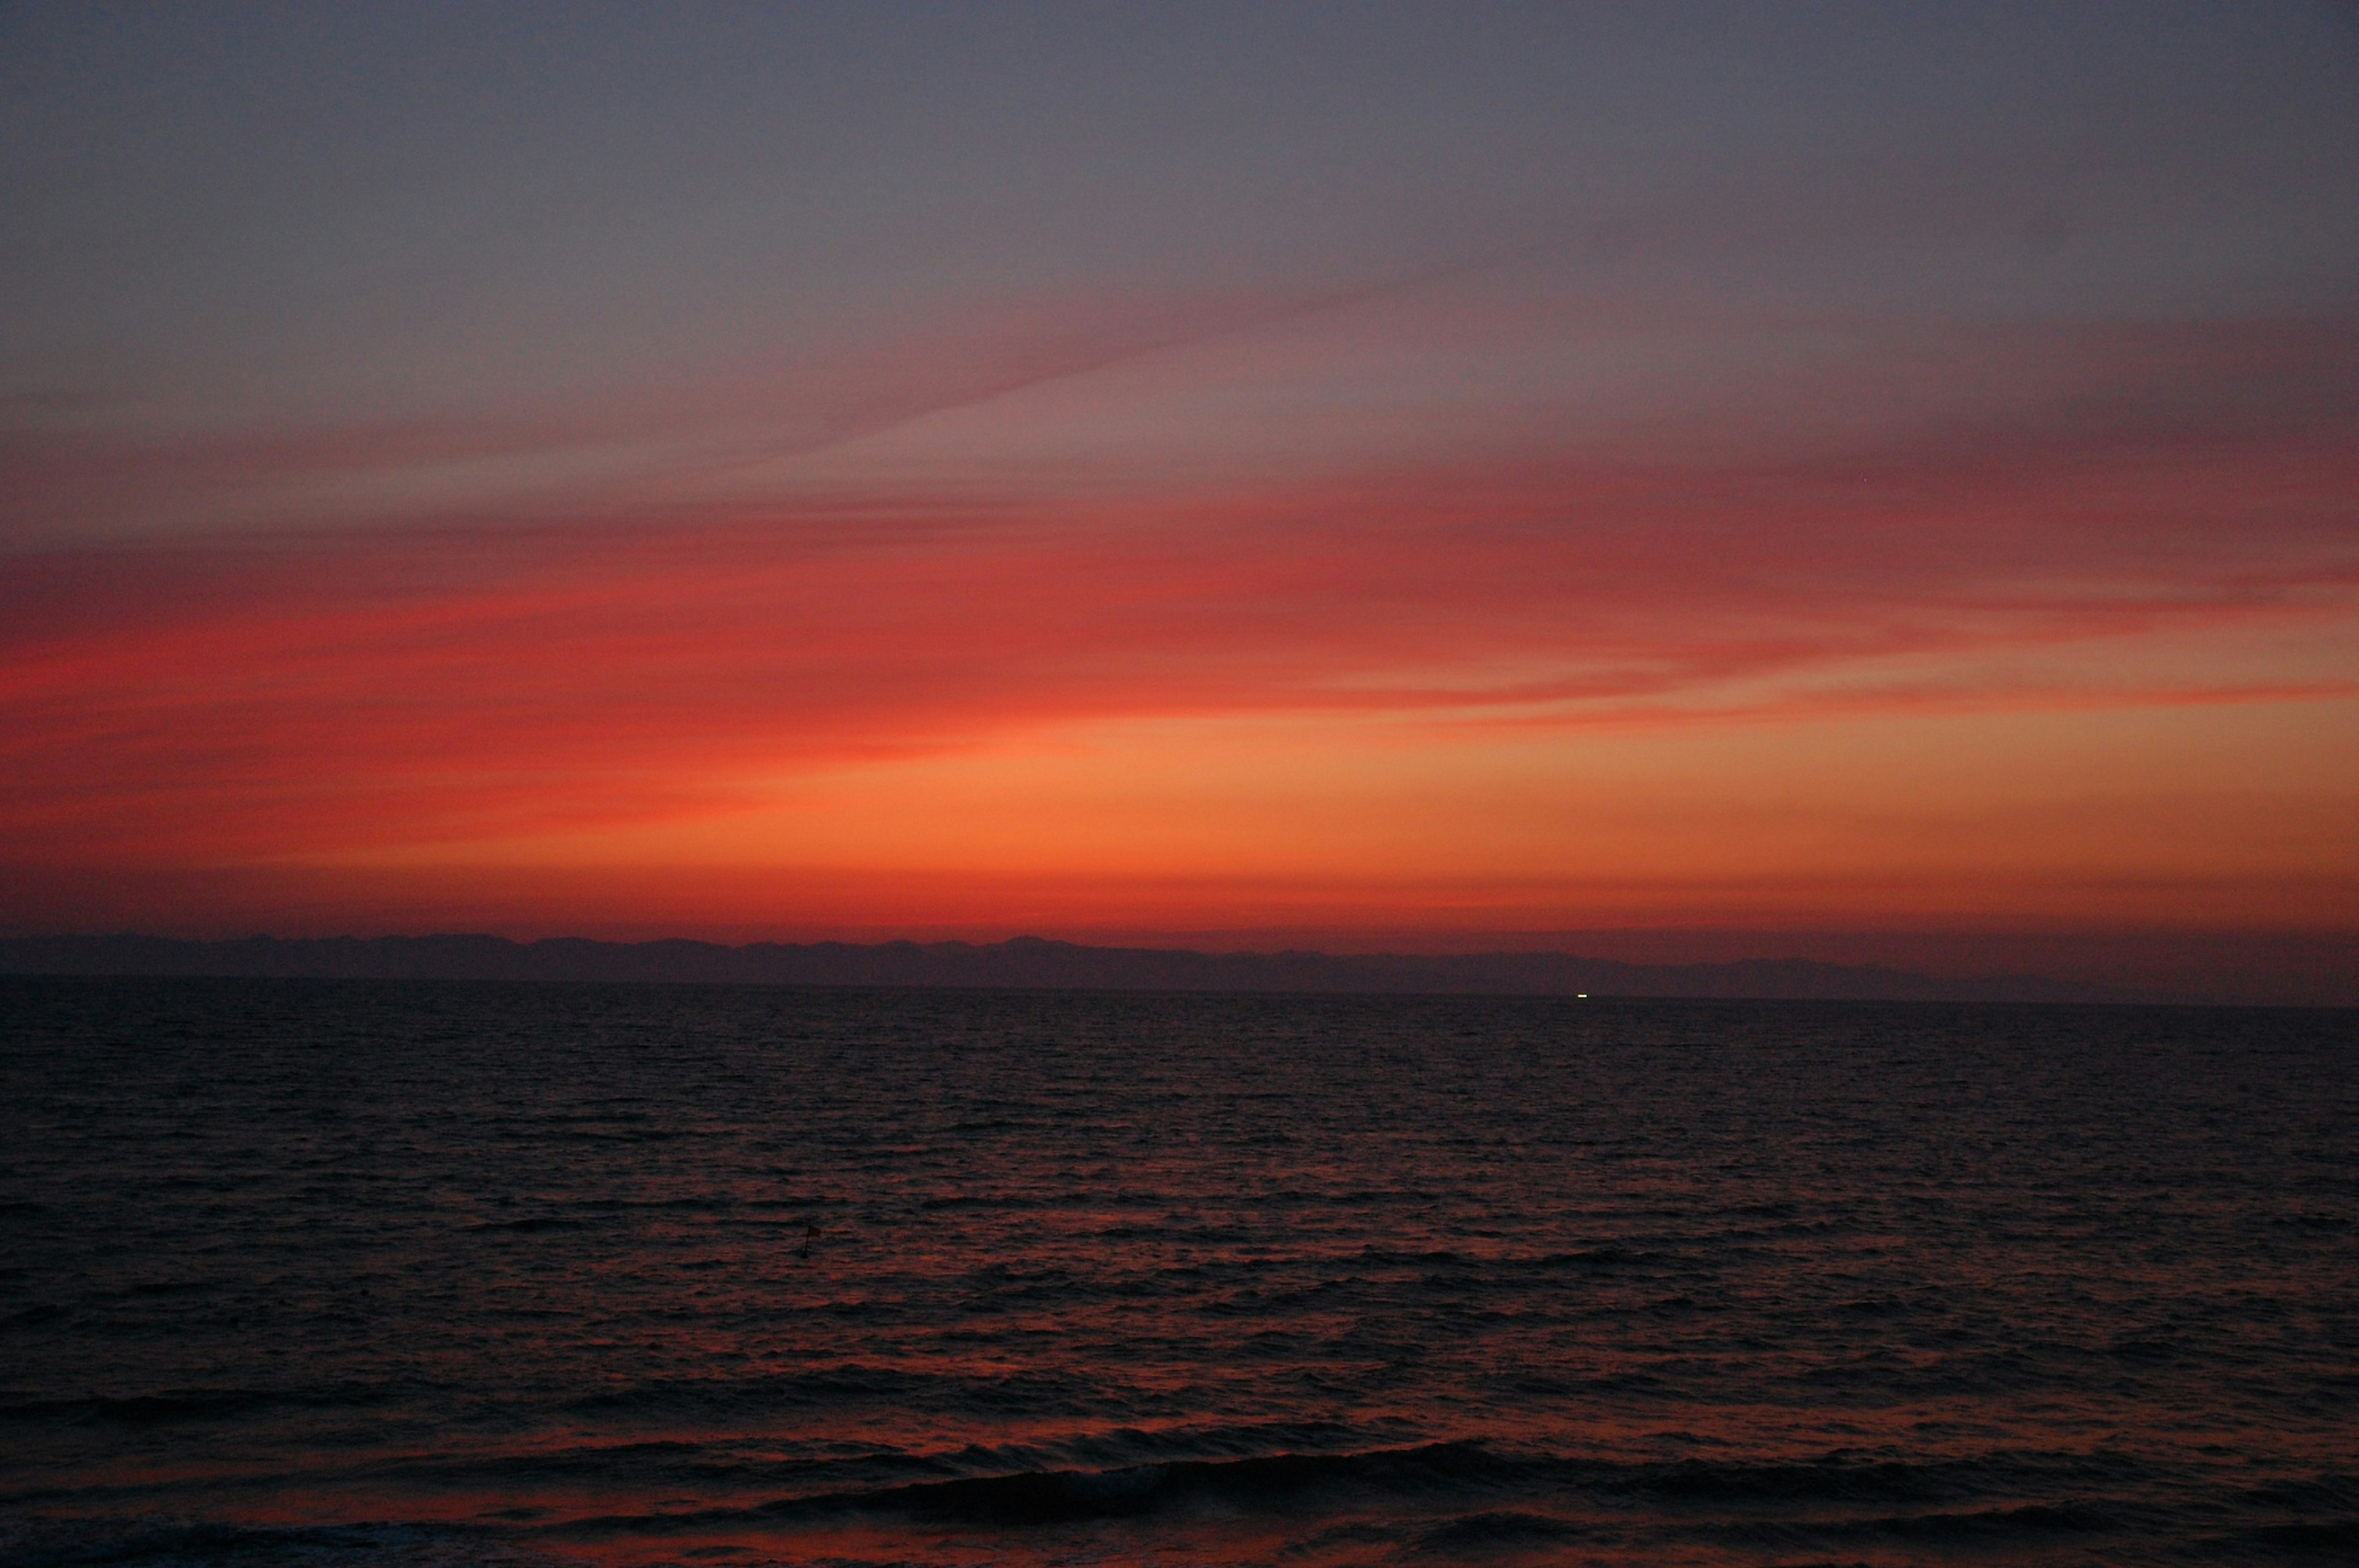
[2,977,2353,1566]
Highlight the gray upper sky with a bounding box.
[5,1,2354,467]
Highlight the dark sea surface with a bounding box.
[2,978,2354,1567]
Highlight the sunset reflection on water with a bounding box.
[4,980,2353,1564]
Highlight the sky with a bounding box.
[3,1,2356,999]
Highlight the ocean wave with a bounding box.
[547,1440,2165,1537]
[0,1387,396,1429]
[557,1441,1515,1534]
[0,1519,563,1568]
[1402,1509,1589,1555]
[1605,1449,2143,1507]
[0,1442,2296,1566]
[2244,1519,2359,1552]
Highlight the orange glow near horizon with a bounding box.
[6,447,2355,971]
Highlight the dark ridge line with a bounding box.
[0,931,2122,1003]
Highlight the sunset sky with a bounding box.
[4,2,2355,998]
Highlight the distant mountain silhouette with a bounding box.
[0,932,2114,1002]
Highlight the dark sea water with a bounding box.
[2,978,2355,1567]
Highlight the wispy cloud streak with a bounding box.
[5,306,2351,867]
